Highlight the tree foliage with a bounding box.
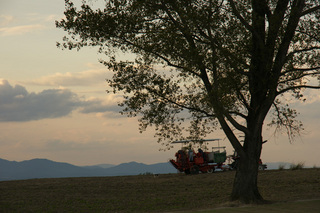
[57,0,320,203]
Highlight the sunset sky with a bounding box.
[1,0,319,167]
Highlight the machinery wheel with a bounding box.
[207,168,214,173]
[230,160,239,170]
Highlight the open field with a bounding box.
[187,199,320,213]
[0,168,319,212]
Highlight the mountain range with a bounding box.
[0,158,177,181]
[0,158,294,181]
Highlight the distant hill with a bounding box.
[1,158,298,181]
[0,158,177,181]
[88,164,115,169]
[103,161,177,176]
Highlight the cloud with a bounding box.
[0,80,120,122]
[0,15,14,26]
[0,24,45,36]
[45,14,60,22]
[0,79,80,121]
[22,68,108,87]
[79,98,120,114]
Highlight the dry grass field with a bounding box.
[0,168,319,212]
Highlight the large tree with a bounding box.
[57,0,320,203]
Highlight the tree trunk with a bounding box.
[230,119,266,203]
[231,154,264,203]
[216,109,266,203]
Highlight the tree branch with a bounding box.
[228,111,248,119]
[301,5,320,16]
[272,102,294,142]
[266,0,290,51]
[280,66,320,76]
[237,89,250,111]
[261,0,272,20]
[196,27,250,76]
[272,0,305,75]
[271,100,303,143]
[277,85,320,95]
[279,71,319,84]
[224,111,249,135]
[144,86,215,118]
[228,0,253,33]
[216,114,245,156]
[122,39,202,78]
[286,46,320,61]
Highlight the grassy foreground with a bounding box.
[0,168,319,212]
[191,199,320,213]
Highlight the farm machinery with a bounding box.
[169,139,267,174]
[226,139,268,171]
[169,139,229,174]
[227,150,267,171]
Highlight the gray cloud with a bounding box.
[79,98,120,114]
[0,80,121,122]
[0,80,80,121]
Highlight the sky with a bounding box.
[0,0,319,167]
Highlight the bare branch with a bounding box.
[144,86,215,118]
[237,89,250,111]
[122,39,202,78]
[224,111,249,135]
[279,72,319,84]
[277,85,320,95]
[286,46,320,61]
[295,29,320,42]
[271,101,298,143]
[228,111,247,119]
[301,5,320,16]
[272,0,305,75]
[266,0,290,50]
[261,0,272,20]
[196,27,250,75]
[281,66,320,76]
[228,0,253,33]
[216,114,245,156]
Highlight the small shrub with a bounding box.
[139,172,153,176]
[289,162,304,170]
[278,164,286,170]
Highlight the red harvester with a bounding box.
[169,139,228,174]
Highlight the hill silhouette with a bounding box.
[0,158,177,181]
[0,158,293,181]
